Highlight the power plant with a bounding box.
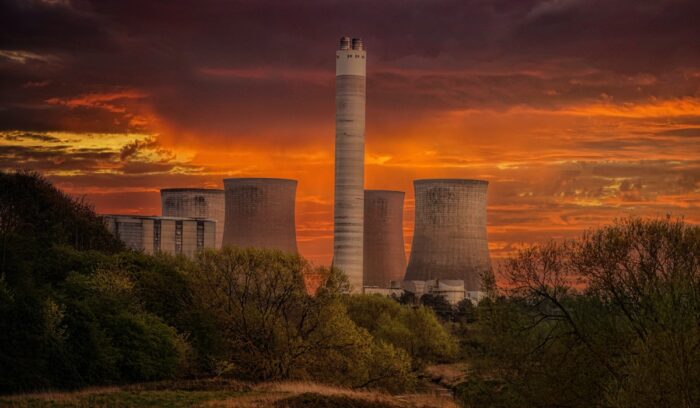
[99,37,492,304]
[222,178,298,253]
[363,190,406,288]
[103,215,216,256]
[161,188,225,248]
[404,179,491,294]
[333,36,367,293]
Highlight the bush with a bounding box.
[346,294,458,369]
[186,247,415,392]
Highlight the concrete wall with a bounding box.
[181,220,197,256]
[404,179,491,292]
[142,218,154,255]
[105,216,143,251]
[333,36,367,293]
[161,188,225,248]
[103,215,215,257]
[160,219,176,254]
[222,178,298,253]
[363,190,406,288]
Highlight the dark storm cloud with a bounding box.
[1,0,698,137]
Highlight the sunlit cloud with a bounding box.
[0,0,698,266]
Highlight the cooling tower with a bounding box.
[333,36,366,293]
[161,188,225,248]
[363,190,406,288]
[222,178,298,253]
[404,179,491,292]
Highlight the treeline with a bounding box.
[458,217,700,408]
[0,171,456,393]
[4,171,698,407]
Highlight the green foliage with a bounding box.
[461,217,700,408]
[346,294,458,369]
[0,171,122,284]
[0,172,418,394]
[419,294,454,321]
[186,247,415,392]
[0,171,184,393]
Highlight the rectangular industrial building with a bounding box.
[103,215,215,257]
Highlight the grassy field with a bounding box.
[0,379,459,408]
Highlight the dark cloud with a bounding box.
[656,128,700,138]
[119,137,158,161]
[1,0,698,137]
[1,0,699,263]
[1,131,62,142]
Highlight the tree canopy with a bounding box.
[462,217,700,408]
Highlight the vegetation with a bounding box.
[0,380,458,408]
[0,171,425,394]
[458,217,700,408]
[346,294,458,369]
[185,248,416,392]
[3,170,698,408]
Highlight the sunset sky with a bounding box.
[1,0,699,266]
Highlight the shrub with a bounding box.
[346,294,458,369]
[186,247,415,392]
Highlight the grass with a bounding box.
[0,389,248,408]
[0,380,459,408]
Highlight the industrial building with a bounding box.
[160,188,225,248]
[333,36,367,293]
[103,215,216,257]
[404,179,491,294]
[401,280,481,305]
[363,190,406,289]
[222,178,298,253]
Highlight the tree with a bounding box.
[185,247,415,391]
[346,294,458,369]
[420,293,454,321]
[469,217,700,408]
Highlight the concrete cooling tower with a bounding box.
[404,179,491,292]
[333,36,367,293]
[222,178,298,253]
[363,190,406,288]
[161,188,225,248]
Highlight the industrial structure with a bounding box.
[404,179,491,294]
[97,38,497,303]
[103,215,216,257]
[363,190,406,289]
[401,279,484,305]
[160,188,225,248]
[222,178,298,253]
[333,36,367,293]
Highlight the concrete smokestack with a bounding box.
[160,188,225,248]
[363,190,406,288]
[404,179,491,292]
[333,36,366,292]
[222,178,298,253]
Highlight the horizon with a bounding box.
[1,0,699,266]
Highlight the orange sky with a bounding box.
[1,0,698,266]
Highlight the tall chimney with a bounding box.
[333,36,367,293]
